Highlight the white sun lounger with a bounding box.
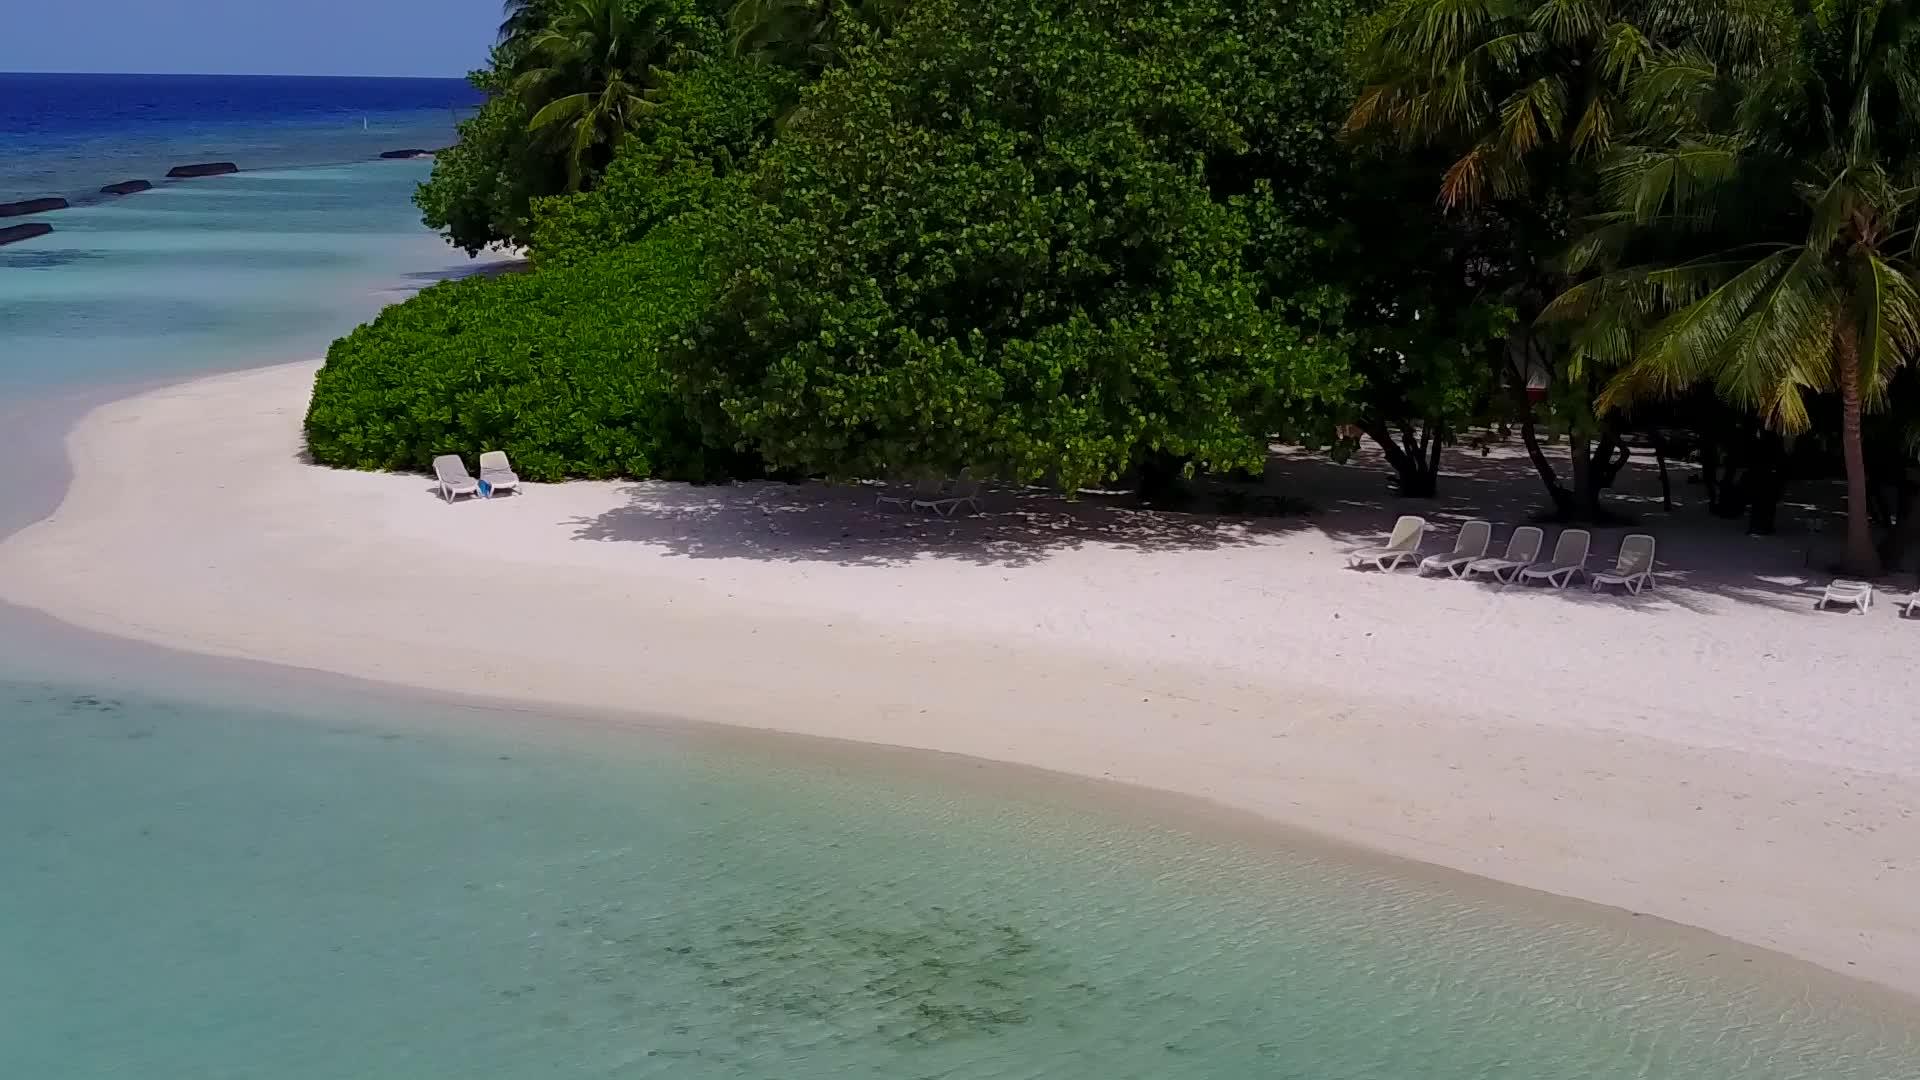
[1462,526,1543,583]
[433,455,480,503]
[478,450,519,497]
[1419,520,1491,577]
[1347,515,1428,571]
[927,469,983,516]
[878,475,943,511]
[1520,529,1591,588]
[1820,579,1873,613]
[1591,534,1657,594]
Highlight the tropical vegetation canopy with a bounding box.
[313,0,1920,576]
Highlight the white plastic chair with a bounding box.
[929,469,983,516]
[1419,520,1491,577]
[1463,526,1543,583]
[433,455,479,503]
[1347,515,1428,571]
[1520,529,1591,588]
[1591,535,1657,594]
[478,450,519,497]
[1821,579,1873,613]
[877,475,943,511]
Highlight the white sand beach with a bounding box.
[3,359,1917,997]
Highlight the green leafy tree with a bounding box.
[513,0,715,189]
[529,59,790,264]
[419,0,727,251]
[674,0,1361,489]
[1551,0,1920,573]
[1323,154,1516,495]
[415,59,565,254]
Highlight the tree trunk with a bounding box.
[1700,435,1720,508]
[1836,325,1881,575]
[1593,432,1630,489]
[1744,431,1785,535]
[1883,464,1919,572]
[1653,438,1673,512]
[1568,432,1592,512]
[1134,450,1195,509]
[1501,332,1574,515]
[1576,430,1630,519]
[1359,419,1440,497]
[1514,409,1574,516]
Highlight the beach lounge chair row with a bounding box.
[1817,578,1920,616]
[875,470,984,516]
[1349,516,1658,593]
[433,452,519,503]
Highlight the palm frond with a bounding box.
[1496,77,1568,159]
[1803,164,1868,255]
[1597,21,1651,83]
[1569,95,1613,157]
[1528,0,1606,50]
[1617,250,1799,410]
[1627,52,1717,131]
[527,92,590,130]
[1600,140,1743,225]
[1709,250,1835,425]
[1852,249,1920,401]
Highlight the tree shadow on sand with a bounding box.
[566,480,1316,569]
[563,440,1882,613]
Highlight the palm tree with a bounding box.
[498,0,552,49]
[513,0,700,189]
[1552,0,1920,574]
[728,0,905,78]
[1346,0,1784,519]
[1346,0,1776,208]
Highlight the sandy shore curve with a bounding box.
[3,359,1916,997]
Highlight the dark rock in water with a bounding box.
[0,197,67,218]
[379,148,433,159]
[100,179,153,196]
[166,162,238,178]
[0,222,54,246]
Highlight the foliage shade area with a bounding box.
[677,0,1364,490]
[305,216,750,483]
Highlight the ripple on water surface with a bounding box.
[1,683,1916,1078]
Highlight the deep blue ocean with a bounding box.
[0,72,481,202]
[4,72,1920,1079]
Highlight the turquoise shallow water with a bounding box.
[0,157,482,394]
[3,678,1918,1078]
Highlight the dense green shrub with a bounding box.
[306,217,746,481]
[528,60,791,266]
[675,0,1363,489]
